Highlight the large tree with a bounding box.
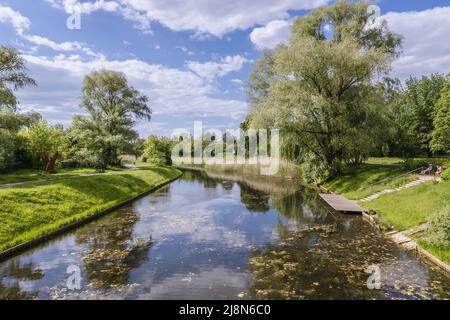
[431,81,450,154]
[0,46,36,111]
[247,0,401,179]
[69,70,151,168]
[401,74,448,157]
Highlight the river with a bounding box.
[0,170,449,299]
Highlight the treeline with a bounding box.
[243,1,450,181]
[0,46,154,172]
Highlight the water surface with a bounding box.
[0,170,449,299]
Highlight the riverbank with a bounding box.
[326,158,450,266]
[0,166,182,254]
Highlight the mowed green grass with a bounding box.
[0,167,182,252]
[0,166,129,185]
[326,158,416,199]
[364,180,450,231]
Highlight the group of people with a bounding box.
[420,163,444,177]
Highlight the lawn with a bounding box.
[0,166,182,252]
[364,180,450,230]
[325,157,416,199]
[0,166,128,185]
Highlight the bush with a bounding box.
[427,206,450,247]
[441,169,450,181]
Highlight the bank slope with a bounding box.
[0,167,182,253]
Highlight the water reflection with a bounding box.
[75,209,152,288]
[0,169,449,299]
[0,261,43,299]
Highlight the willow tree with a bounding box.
[247,1,401,179]
[69,70,151,168]
[0,46,36,111]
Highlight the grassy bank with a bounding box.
[326,157,450,265]
[363,180,450,264]
[0,166,182,252]
[0,166,128,185]
[325,158,416,199]
[364,181,450,230]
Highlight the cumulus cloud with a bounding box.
[383,6,450,79]
[45,0,330,36]
[186,55,250,82]
[0,5,102,60]
[16,54,248,129]
[0,4,31,34]
[250,19,293,50]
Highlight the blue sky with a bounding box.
[1,0,449,137]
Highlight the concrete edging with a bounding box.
[0,172,182,262]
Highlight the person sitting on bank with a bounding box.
[421,164,433,175]
[435,165,443,177]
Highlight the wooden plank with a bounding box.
[319,193,365,213]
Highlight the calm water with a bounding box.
[0,170,449,300]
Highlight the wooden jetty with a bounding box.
[319,193,365,214]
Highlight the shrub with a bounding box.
[441,169,450,181]
[427,205,450,247]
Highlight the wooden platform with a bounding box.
[319,194,365,214]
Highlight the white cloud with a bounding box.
[250,19,293,50]
[45,0,330,36]
[16,54,248,131]
[231,79,244,85]
[0,4,31,34]
[383,6,450,79]
[186,55,250,82]
[0,5,103,60]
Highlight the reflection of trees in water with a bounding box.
[248,220,450,300]
[75,209,151,289]
[239,183,270,213]
[271,191,328,224]
[0,261,44,299]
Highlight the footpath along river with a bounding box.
[0,170,449,299]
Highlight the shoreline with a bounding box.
[0,169,183,262]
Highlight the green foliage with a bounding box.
[246,0,401,179]
[67,70,151,168]
[0,110,41,170]
[19,120,64,172]
[143,135,173,165]
[0,167,182,252]
[0,46,36,111]
[431,82,450,154]
[400,74,448,156]
[441,169,450,181]
[427,205,450,247]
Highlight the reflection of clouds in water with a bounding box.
[137,267,249,300]
[48,267,249,300]
[136,197,248,248]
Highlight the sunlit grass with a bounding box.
[0,167,182,252]
[364,180,450,231]
[0,166,131,185]
[326,160,415,199]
